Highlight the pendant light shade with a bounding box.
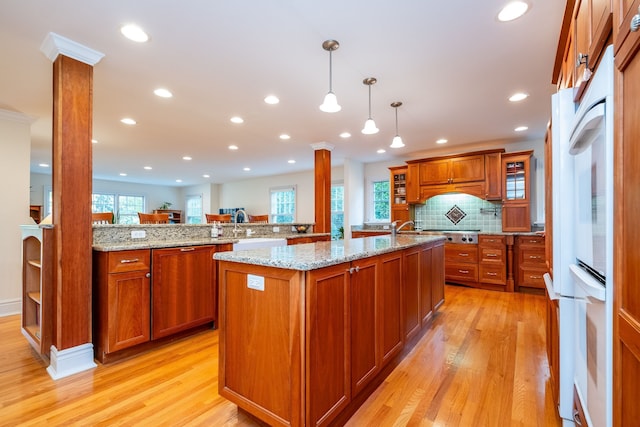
[361,77,379,134]
[319,40,341,113]
[390,101,405,148]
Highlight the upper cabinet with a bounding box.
[418,154,484,185]
[501,151,533,232]
[389,166,411,226]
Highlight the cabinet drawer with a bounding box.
[518,235,545,247]
[479,247,505,263]
[520,248,545,265]
[478,235,506,245]
[107,250,150,273]
[479,265,506,285]
[445,263,478,282]
[445,244,478,263]
[518,267,547,288]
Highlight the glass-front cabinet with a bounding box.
[501,151,533,232]
[389,166,411,227]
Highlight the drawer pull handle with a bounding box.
[180,247,196,252]
[528,240,539,243]
[529,255,541,259]
[487,272,498,276]
[529,275,542,279]
[486,253,498,257]
[458,269,469,274]
[120,258,140,264]
[458,253,469,257]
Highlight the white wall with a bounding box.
[343,159,364,239]
[1,110,32,316]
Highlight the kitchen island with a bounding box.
[214,234,445,427]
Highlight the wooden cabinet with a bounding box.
[502,151,533,232]
[612,3,640,424]
[419,154,485,185]
[389,166,411,226]
[406,163,420,203]
[484,151,503,200]
[515,235,546,291]
[153,209,182,223]
[478,235,507,289]
[151,245,218,339]
[445,243,478,285]
[287,235,331,245]
[351,230,391,238]
[29,205,42,223]
[431,243,445,310]
[93,249,151,361]
[20,225,53,359]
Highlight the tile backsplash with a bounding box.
[414,194,502,232]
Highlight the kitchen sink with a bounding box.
[232,237,287,251]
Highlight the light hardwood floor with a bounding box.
[0,285,561,426]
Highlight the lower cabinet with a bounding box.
[478,234,507,290]
[93,243,232,362]
[515,235,546,291]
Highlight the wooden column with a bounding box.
[41,33,104,378]
[312,143,333,234]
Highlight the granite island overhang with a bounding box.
[214,235,446,427]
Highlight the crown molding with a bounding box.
[310,142,334,151]
[40,32,105,65]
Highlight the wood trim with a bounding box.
[552,0,577,84]
[405,148,504,164]
[52,54,93,350]
[314,148,331,234]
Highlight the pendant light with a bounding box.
[390,101,405,148]
[361,77,379,134]
[319,40,341,113]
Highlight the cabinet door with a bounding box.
[419,159,451,185]
[152,245,216,339]
[391,205,410,226]
[450,155,485,183]
[107,270,151,352]
[378,251,403,366]
[431,244,445,311]
[403,246,421,341]
[306,263,351,427]
[406,163,421,203]
[484,152,502,200]
[350,257,379,396]
[502,203,531,232]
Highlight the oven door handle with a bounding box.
[569,102,604,155]
[569,264,606,302]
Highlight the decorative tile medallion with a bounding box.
[445,205,466,225]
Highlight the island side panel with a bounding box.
[218,261,304,427]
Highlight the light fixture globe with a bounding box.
[320,91,341,112]
[361,77,379,134]
[319,40,341,113]
[390,101,405,148]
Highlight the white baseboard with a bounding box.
[0,298,21,317]
[47,343,97,380]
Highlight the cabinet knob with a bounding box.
[146,273,151,278]
[632,13,640,32]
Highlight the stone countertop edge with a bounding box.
[213,235,446,271]
[92,233,332,252]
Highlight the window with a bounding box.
[186,194,203,224]
[331,183,344,239]
[270,186,296,223]
[372,180,390,221]
[118,195,145,224]
[92,193,115,214]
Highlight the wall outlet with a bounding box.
[383,225,390,230]
[247,274,265,291]
[272,226,280,232]
[131,230,146,239]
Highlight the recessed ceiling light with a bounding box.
[264,95,279,104]
[121,118,136,125]
[154,88,173,98]
[182,156,192,161]
[243,167,251,172]
[509,92,529,102]
[436,138,448,144]
[203,174,210,178]
[230,116,244,124]
[144,166,152,170]
[280,134,291,140]
[377,149,386,154]
[119,173,127,177]
[288,159,296,164]
[120,24,149,43]
[340,132,351,138]
[228,145,238,150]
[39,163,49,168]
[498,1,529,22]
[515,126,529,132]
[91,139,98,144]
[176,179,182,183]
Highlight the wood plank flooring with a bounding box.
[0,285,561,426]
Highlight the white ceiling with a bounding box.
[0,1,565,187]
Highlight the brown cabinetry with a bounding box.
[151,245,218,339]
[389,166,411,226]
[93,249,151,360]
[445,243,478,284]
[153,209,183,223]
[515,235,546,291]
[612,3,640,424]
[287,235,331,244]
[502,151,533,232]
[478,234,507,289]
[419,155,485,185]
[20,225,53,358]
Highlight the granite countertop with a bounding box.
[213,234,445,271]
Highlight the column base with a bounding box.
[46,343,97,380]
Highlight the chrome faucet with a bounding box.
[391,220,414,236]
[233,209,247,237]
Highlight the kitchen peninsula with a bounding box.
[214,234,445,427]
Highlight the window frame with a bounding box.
[269,185,296,223]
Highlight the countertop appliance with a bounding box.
[419,230,478,244]
[547,44,613,427]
